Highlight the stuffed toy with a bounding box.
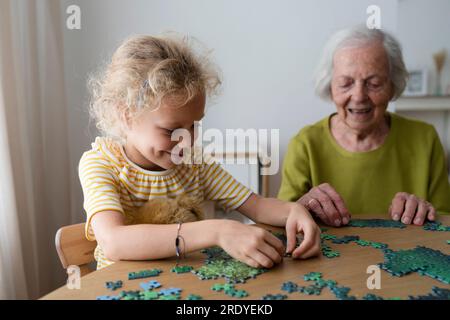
[125,194,205,225]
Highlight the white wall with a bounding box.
[61,0,398,223]
[398,0,450,94]
[396,0,450,169]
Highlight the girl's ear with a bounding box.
[120,109,133,130]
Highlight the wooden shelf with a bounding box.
[396,95,450,111]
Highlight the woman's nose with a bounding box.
[351,82,368,103]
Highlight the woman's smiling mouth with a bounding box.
[348,107,372,114]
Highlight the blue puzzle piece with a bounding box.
[281,281,298,293]
[105,280,123,291]
[159,287,182,296]
[96,295,121,300]
[140,280,161,291]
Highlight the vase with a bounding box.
[435,71,443,96]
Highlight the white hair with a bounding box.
[314,25,408,101]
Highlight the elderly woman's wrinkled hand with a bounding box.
[389,192,437,225]
[298,183,351,227]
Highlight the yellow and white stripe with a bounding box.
[78,137,252,269]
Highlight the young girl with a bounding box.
[79,34,321,270]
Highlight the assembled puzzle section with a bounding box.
[192,246,266,283]
[379,246,450,284]
[349,219,405,229]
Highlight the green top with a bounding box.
[278,113,450,215]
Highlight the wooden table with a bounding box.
[41,215,450,300]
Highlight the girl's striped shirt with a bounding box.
[78,137,253,269]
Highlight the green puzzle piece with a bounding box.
[321,242,340,258]
[227,289,249,298]
[139,290,159,300]
[128,269,162,280]
[211,283,235,292]
[211,282,248,298]
[298,285,322,295]
[119,290,141,300]
[321,234,337,241]
[262,294,287,300]
[158,294,180,300]
[171,265,193,274]
[186,294,203,300]
[304,272,323,282]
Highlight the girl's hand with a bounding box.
[389,192,436,225]
[217,220,285,268]
[285,203,322,259]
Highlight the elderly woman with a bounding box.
[278,25,450,227]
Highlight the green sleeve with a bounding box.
[277,133,312,202]
[428,128,450,215]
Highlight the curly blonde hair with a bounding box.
[88,34,221,140]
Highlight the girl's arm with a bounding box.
[91,209,285,268]
[91,211,221,261]
[237,193,294,226]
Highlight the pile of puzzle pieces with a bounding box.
[97,268,203,300]
[192,247,267,283]
[279,272,356,300]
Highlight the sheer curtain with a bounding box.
[0,0,73,299]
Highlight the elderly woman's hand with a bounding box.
[389,192,436,225]
[298,183,351,227]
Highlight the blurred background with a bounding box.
[0,0,449,299]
